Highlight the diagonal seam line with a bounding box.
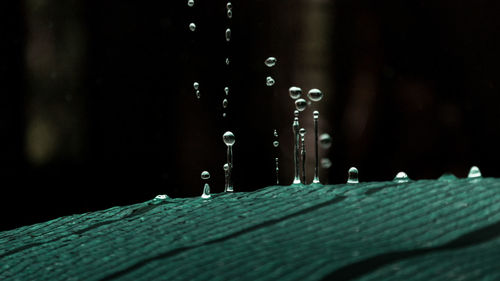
[98,194,348,281]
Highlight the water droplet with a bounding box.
[193,82,199,90]
[299,128,306,137]
[223,112,227,118]
[224,87,229,95]
[201,183,211,199]
[294,110,299,117]
[187,0,194,7]
[295,98,307,111]
[225,58,230,65]
[227,9,233,19]
[347,167,359,184]
[273,141,279,147]
[313,111,319,119]
[289,86,302,99]
[195,90,200,99]
[312,111,320,184]
[226,2,232,9]
[223,98,228,108]
[225,28,231,42]
[321,158,332,169]
[266,76,275,86]
[319,133,332,149]
[438,173,458,182]
[189,23,196,32]
[154,194,169,200]
[265,57,277,67]
[307,88,323,102]
[201,171,210,180]
[223,163,229,171]
[468,166,482,178]
[223,131,235,146]
[274,129,278,137]
[275,157,280,185]
[293,117,301,184]
[393,172,410,183]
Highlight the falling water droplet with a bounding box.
[226,2,232,9]
[223,131,235,146]
[274,129,278,138]
[289,86,302,99]
[347,167,359,184]
[266,76,275,86]
[223,113,227,118]
[225,58,230,65]
[321,158,332,169]
[313,111,319,119]
[201,183,211,199]
[193,82,199,90]
[201,171,210,180]
[295,98,307,111]
[264,57,277,67]
[273,141,279,147]
[224,87,229,95]
[299,128,306,137]
[227,9,233,19]
[223,98,228,108]
[225,28,231,42]
[294,110,299,117]
[307,88,323,102]
[468,166,482,178]
[319,133,332,149]
[189,23,196,32]
[187,0,194,7]
[393,172,410,183]
[195,90,201,99]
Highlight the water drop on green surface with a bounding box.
[393,172,410,183]
[187,0,194,7]
[321,158,332,168]
[468,166,482,178]
[201,183,211,199]
[319,133,332,149]
[289,86,302,99]
[225,28,231,42]
[154,194,169,200]
[266,76,275,86]
[201,171,210,180]
[275,157,280,185]
[223,98,228,108]
[307,88,323,102]
[347,167,359,184]
[265,57,277,67]
[295,98,307,111]
[189,23,196,32]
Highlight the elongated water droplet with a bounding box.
[393,172,410,183]
[312,111,320,184]
[223,131,235,191]
[347,167,359,184]
[266,76,275,86]
[201,183,211,199]
[227,9,233,19]
[195,90,200,99]
[289,86,302,99]
[193,82,199,90]
[468,166,482,178]
[187,0,194,7]
[224,87,229,95]
[273,141,279,147]
[225,58,230,65]
[201,171,210,180]
[292,117,300,184]
[265,57,277,67]
[321,158,332,168]
[319,133,332,149]
[226,2,232,9]
[225,28,231,42]
[223,163,232,192]
[300,128,307,184]
[295,98,307,111]
[275,157,280,185]
[307,88,323,102]
[189,23,196,32]
[223,98,228,108]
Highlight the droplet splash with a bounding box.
[289,86,302,100]
[225,28,231,42]
[319,133,332,149]
[187,0,194,7]
[307,88,323,102]
[312,111,320,183]
[347,167,359,184]
[300,128,307,184]
[224,163,233,192]
[468,166,482,178]
[189,23,196,32]
[222,98,228,108]
[393,172,410,183]
[266,76,275,86]
[321,158,332,169]
[265,57,277,67]
[295,98,307,111]
[201,171,211,199]
[223,131,235,191]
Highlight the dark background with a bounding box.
[2,0,500,231]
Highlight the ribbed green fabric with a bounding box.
[1,178,500,280]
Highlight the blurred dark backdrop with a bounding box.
[2,0,500,230]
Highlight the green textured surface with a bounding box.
[2,178,500,280]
